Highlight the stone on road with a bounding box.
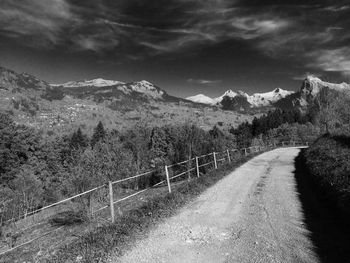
[112,148,319,263]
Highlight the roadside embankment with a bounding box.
[302,134,350,217]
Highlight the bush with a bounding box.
[304,134,350,216]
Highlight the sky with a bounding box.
[0,0,350,98]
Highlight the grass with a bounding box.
[43,153,260,263]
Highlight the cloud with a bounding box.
[229,17,290,39]
[292,73,323,81]
[0,0,74,47]
[1,0,350,80]
[74,36,119,52]
[308,48,350,76]
[188,79,222,85]
[1,0,290,54]
[323,5,350,12]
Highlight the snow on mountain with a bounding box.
[248,88,293,107]
[51,78,167,100]
[213,90,238,104]
[127,80,164,99]
[51,78,125,88]
[292,75,350,107]
[186,88,292,107]
[302,75,350,96]
[186,94,215,104]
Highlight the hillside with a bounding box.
[0,66,251,134]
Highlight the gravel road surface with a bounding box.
[112,148,319,263]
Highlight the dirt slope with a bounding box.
[110,148,319,263]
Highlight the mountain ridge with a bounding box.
[186,87,293,108]
[0,65,251,133]
[1,65,349,133]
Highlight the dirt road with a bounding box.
[112,148,319,263]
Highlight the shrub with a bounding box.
[304,134,350,216]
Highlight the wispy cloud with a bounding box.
[188,79,222,85]
[308,48,350,76]
[323,5,350,12]
[292,73,323,81]
[1,0,350,78]
[0,0,74,47]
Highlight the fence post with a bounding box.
[226,149,231,163]
[108,181,115,224]
[213,152,218,169]
[195,157,200,178]
[165,165,171,193]
[187,157,191,180]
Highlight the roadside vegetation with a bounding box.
[303,135,350,217]
[300,86,350,218]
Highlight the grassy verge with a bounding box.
[44,153,261,263]
[303,134,350,217]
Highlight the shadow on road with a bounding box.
[293,150,350,263]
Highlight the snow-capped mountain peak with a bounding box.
[303,75,350,95]
[247,88,293,107]
[51,78,125,88]
[186,87,293,107]
[222,89,238,97]
[186,94,215,104]
[128,80,164,98]
[213,89,238,104]
[237,90,249,97]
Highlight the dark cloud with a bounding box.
[1,0,350,78]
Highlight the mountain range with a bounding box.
[0,66,250,132]
[186,88,293,108]
[187,75,350,110]
[1,65,349,133]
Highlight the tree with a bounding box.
[70,128,88,149]
[0,113,40,186]
[91,121,105,147]
[149,127,170,163]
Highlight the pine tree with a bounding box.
[91,121,106,147]
[149,127,168,160]
[70,128,88,149]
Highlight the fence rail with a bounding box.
[0,140,308,256]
